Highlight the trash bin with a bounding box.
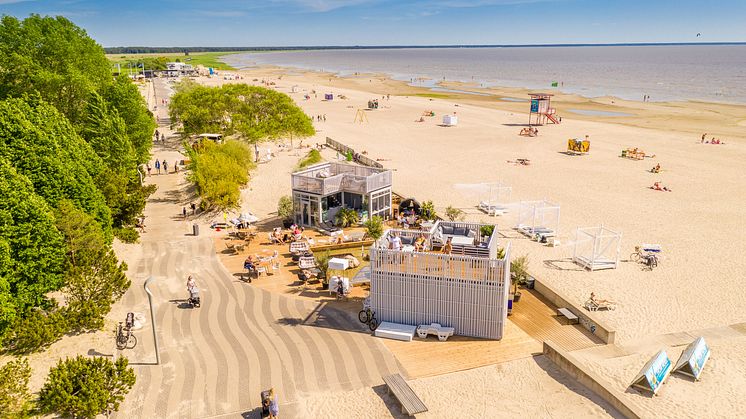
[526,277,535,290]
[192,224,199,236]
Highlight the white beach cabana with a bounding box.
[572,226,622,271]
[477,182,512,216]
[516,200,560,240]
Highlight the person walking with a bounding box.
[162,160,168,174]
[190,202,197,215]
[155,159,161,174]
[146,163,151,176]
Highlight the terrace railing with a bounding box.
[292,162,392,195]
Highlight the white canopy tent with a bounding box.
[572,226,622,271]
[516,200,560,239]
[478,182,512,216]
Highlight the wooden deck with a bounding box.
[381,319,542,379]
[511,288,604,351]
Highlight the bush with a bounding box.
[277,195,293,220]
[480,225,495,238]
[510,255,530,294]
[334,208,360,227]
[38,356,136,419]
[445,205,465,221]
[0,358,32,417]
[188,140,254,210]
[364,216,384,241]
[297,149,323,169]
[113,227,139,243]
[420,200,437,220]
[2,309,68,354]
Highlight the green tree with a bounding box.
[364,216,385,241]
[38,356,136,419]
[101,75,155,163]
[0,357,32,417]
[277,196,293,221]
[0,15,112,123]
[170,83,315,160]
[187,140,254,210]
[0,97,112,239]
[55,201,129,332]
[297,149,323,169]
[79,92,136,173]
[0,159,65,336]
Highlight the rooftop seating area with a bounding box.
[291,162,392,195]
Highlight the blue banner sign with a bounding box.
[674,337,710,380]
[631,350,672,394]
[530,99,539,113]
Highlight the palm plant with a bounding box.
[334,208,360,227]
[510,255,530,301]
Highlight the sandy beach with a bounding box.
[200,65,746,417]
[13,65,745,419]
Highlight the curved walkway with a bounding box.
[114,79,400,418]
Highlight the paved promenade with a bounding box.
[114,79,400,418]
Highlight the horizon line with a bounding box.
[104,41,746,50]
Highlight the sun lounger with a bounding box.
[584,298,617,311]
[289,241,310,255]
[478,201,508,216]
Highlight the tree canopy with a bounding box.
[0,14,112,124]
[169,83,315,148]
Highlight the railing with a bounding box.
[367,171,392,192]
[326,137,385,169]
[292,161,392,195]
[370,247,507,283]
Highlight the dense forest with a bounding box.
[0,14,155,352]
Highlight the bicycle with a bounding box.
[630,246,659,270]
[358,306,379,331]
[116,315,137,350]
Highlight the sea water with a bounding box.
[223,45,746,104]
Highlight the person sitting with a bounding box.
[652,163,661,173]
[590,292,615,305]
[442,237,453,254]
[273,229,285,244]
[414,234,426,252]
[243,256,256,278]
[519,128,529,136]
[292,226,303,241]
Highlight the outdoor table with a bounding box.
[449,236,473,246]
[401,245,415,252]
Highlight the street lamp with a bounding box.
[143,276,160,365]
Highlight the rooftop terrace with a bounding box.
[291,162,392,196]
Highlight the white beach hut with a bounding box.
[572,226,622,271]
[516,200,560,240]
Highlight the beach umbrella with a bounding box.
[239,212,259,224]
[399,198,421,215]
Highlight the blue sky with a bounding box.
[1,0,745,47]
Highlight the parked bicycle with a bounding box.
[630,246,659,270]
[358,300,378,331]
[116,313,137,350]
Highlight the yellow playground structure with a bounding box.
[567,138,590,155]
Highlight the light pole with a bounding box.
[143,276,160,365]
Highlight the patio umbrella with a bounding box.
[399,198,421,215]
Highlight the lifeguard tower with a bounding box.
[528,93,560,125]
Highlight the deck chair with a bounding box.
[298,256,317,270]
[584,298,617,311]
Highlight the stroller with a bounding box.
[188,287,201,308]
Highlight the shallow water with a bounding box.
[224,45,746,103]
[567,109,634,117]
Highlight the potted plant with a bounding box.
[364,215,384,241]
[277,196,294,228]
[315,251,331,287]
[510,255,530,302]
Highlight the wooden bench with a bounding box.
[557,307,579,325]
[383,373,428,416]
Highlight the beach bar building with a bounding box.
[291,162,393,227]
[369,221,511,340]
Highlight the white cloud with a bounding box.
[193,10,247,17]
[0,0,36,4]
[280,0,375,12]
